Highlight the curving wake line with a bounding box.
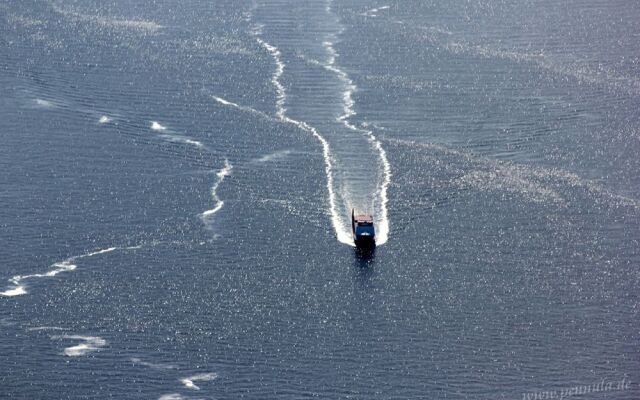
[323,0,392,245]
[200,159,233,220]
[51,335,107,357]
[0,246,138,297]
[180,372,219,391]
[148,121,208,149]
[211,95,272,120]
[252,26,354,245]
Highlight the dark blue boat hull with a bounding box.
[354,235,376,248]
[352,209,376,248]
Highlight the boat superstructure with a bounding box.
[351,209,376,248]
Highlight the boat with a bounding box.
[351,209,376,248]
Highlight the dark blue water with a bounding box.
[1,1,639,399]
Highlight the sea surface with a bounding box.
[1,1,639,399]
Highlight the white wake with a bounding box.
[180,372,218,390]
[51,335,107,357]
[252,28,354,245]
[149,121,207,149]
[0,246,139,297]
[323,1,392,245]
[201,159,232,219]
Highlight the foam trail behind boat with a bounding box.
[201,159,232,220]
[255,150,292,163]
[253,27,354,246]
[27,326,70,332]
[51,335,107,357]
[180,372,218,390]
[159,134,205,149]
[1,246,138,297]
[34,98,58,108]
[151,121,167,131]
[210,94,275,121]
[362,5,391,17]
[211,95,259,114]
[323,1,392,245]
[149,121,207,150]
